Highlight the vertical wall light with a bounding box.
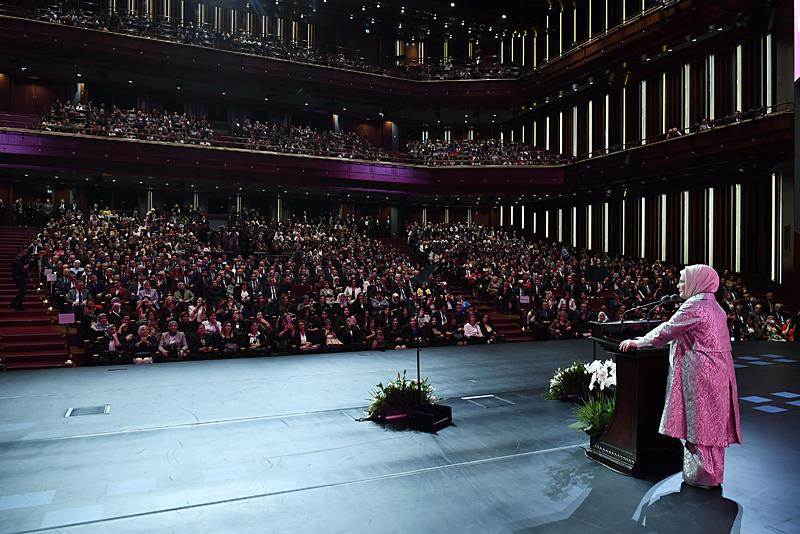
[588,99,594,157]
[661,72,667,135]
[558,111,564,154]
[603,202,609,252]
[146,189,154,212]
[621,198,626,255]
[533,120,538,146]
[467,208,473,226]
[681,191,689,264]
[521,124,526,143]
[587,205,593,250]
[422,208,428,225]
[708,54,715,120]
[571,206,577,246]
[640,79,647,144]
[533,211,537,234]
[572,105,578,157]
[558,8,563,56]
[444,207,449,223]
[766,33,773,110]
[545,210,550,238]
[588,0,593,37]
[683,63,690,131]
[510,205,515,226]
[277,196,283,223]
[622,84,627,147]
[732,183,742,272]
[706,187,714,267]
[500,205,504,226]
[604,93,610,152]
[533,29,538,68]
[521,206,526,230]
[558,209,564,241]
[735,44,742,112]
[192,192,199,211]
[771,173,783,282]
[500,40,504,63]
[545,116,551,150]
[510,34,515,63]
[660,194,667,261]
[640,197,646,258]
[521,33,526,66]
[545,11,550,60]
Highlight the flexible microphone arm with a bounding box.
[619,294,679,338]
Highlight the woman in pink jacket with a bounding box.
[620,264,741,488]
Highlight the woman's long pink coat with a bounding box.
[639,293,742,447]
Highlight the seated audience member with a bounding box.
[532,301,555,339]
[763,316,786,342]
[66,280,90,316]
[294,320,321,352]
[371,329,387,351]
[463,314,485,344]
[322,320,344,349]
[158,320,189,360]
[479,313,502,343]
[549,311,574,339]
[218,321,242,356]
[202,311,223,336]
[781,317,795,342]
[386,316,408,350]
[243,321,270,356]
[339,316,363,348]
[422,315,447,346]
[129,324,157,364]
[188,323,219,358]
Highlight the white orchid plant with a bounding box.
[585,359,617,392]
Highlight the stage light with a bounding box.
[501,14,507,19]
[450,1,455,6]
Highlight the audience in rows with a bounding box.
[406,139,572,166]
[34,207,507,365]
[407,222,795,342]
[37,4,515,80]
[25,208,796,366]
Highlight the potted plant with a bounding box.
[368,370,437,425]
[545,361,589,402]
[569,359,617,444]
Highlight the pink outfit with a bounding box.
[636,265,741,486]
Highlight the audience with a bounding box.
[406,139,571,166]
[29,206,795,367]
[36,4,515,80]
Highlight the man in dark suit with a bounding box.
[11,248,29,311]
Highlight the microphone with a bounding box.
[624,294,679,316]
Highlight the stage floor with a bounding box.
[0,340,798,533]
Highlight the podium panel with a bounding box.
[587,321,683,477]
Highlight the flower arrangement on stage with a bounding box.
[569,359,617,438]
[545,361,589,401]
[368,370,437,419]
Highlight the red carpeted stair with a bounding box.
[445,281,531,343]
[380,237,530,343]
[0,227,70,370]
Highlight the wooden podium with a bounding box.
[587,320,683,477]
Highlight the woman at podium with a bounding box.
[619,264,741,488]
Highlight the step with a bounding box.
[0,331,66,342]
[0,350,69,363]
[1,361,71,370]
[1,340,67,353]
[0,317,56,327]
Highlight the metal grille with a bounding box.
[65,405,111,417]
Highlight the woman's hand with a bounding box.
[619,339,638,352]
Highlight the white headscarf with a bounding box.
[680,264,719,299]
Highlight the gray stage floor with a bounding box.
[0,340,798,534]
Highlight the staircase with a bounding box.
[0,227,70,370]
[379,238,530,343]
[445,281,531,343]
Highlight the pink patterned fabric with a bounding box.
[684,442,726,487]
[636,287,741,449]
